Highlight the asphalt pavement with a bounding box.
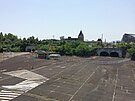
[0,55,135,101]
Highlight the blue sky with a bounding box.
[0,0,135,42]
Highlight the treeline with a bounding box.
[0,32,135,57]
[0,32,97,57]
[0,32,40,52]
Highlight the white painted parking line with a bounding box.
[0,94,18,98]
[0,96,13,100]
[1,90,15,93]
[68,66,100,101]
[60,66,66,69]
[2,80,45,92]
[0,90,23,101]
[0,92,21,96]
[1,90,23,96]
[112,68,118,101]
[0,62,83,101]
[32,66,47,72]
[0,70,49,101]
[3,69,47,81]
[1,69,7,72]
[0,91,21,101]
[1,100,9,101]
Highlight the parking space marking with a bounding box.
[1,100,10,101]
[0,92,21,96]
[68,66,100,101]
[50,63,82,79]
[31,66,47,72]
[0,70,49,101]
[60,66,66,69]
[0,96,13,100]
[0,58,82,83]
[112,68,118,101]
[0,94,18,98]
[0,90,23,101]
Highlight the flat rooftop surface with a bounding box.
[0,54,135,101]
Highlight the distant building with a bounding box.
[60,36,64,40]
[122,33,135,42]
[78,30,84,41]
[97,38,102,45]
[61,30,84,41]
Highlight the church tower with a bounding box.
[78,30,84,41]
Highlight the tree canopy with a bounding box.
[0,32,135,57]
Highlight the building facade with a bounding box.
[62,30,84,41]
[78,30,84,41]
[122,33,135,42]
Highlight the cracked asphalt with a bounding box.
[0,54,135,101]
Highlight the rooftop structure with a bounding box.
[61,30,84,41]
[122,33,135,42]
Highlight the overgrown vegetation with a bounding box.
[0,32,97,57]
[0,32,135,57]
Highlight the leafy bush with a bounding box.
[75,43,96,57]
[0,45,3,52]
[10,47,21,52]
[127,46,135,56]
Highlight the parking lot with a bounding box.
[0,54,135,101]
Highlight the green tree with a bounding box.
[76,43,90,57]
[127,45,135,56]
